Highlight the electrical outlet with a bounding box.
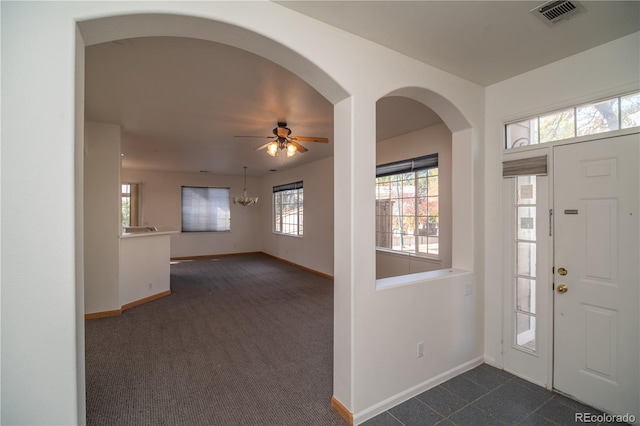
[417,342,424,358]
[149,283,153,289]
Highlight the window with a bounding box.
[273,181,303,236]
[375,154,439,257]
[505,91,640,149]
[121,183,141,228]
[513,176,538,352]
[181,186,230,232]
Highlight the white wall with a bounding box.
[483,32,640,368]
[376,123,452,278]
[84,122,121,313]
[2,4,83,422]
[259,156,334,277]
[1,3,484,424]
[121,169,262,258]
[119,234,171,306]
[122,155,335,277]
[354,270,482,423]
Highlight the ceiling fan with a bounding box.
[235,121,329,157]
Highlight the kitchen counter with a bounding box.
[119,229,177,308]
[121,227,178,238]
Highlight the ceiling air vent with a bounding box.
[532,0,585,26]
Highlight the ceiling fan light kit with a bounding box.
[232,166,258,206]
[235,121,329,159]
[267,142,279,157]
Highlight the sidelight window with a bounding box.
[513,176,538,352]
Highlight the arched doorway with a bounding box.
[77,12,349,423]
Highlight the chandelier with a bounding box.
[232,166,258,206]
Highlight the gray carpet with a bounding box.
[85,253,345,425]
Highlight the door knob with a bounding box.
[557,283,568,294]
[558,267,568,276]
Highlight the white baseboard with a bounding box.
[483,355,501,369]
[353,356,484,425]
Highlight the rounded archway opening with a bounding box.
[77,11,349,424]
[375,87,473,279]
[78,13,348,105]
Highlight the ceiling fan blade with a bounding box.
[234,135,274,139]
[254,142,272,151]
[290,136,329,143]
[289,141,308,153]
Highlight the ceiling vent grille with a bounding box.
[532,0,585,26]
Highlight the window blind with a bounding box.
[376,153,438,177]
[273,181,303,193]
[181,186,230,232]
[502,155,548,177]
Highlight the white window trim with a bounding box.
[272,181,303,237]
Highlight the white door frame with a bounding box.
[501,129,640,415]
[501,148,552,388]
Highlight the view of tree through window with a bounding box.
[122,184,131,228]
[121,183,141,228]
[273,182,303,236]
[506,92,640,149]
[376,155,439,257]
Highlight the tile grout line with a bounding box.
[412,395,465,424]
[438,380,511,425]
[386,410,406,426]
[371,366,622,426]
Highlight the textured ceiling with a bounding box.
[277,1,640,86]
[85,1,639,175]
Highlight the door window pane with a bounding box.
[517,242,537,277]
[517,207,536,241]
[516,313,536,351]
[516,278,536,314]
[517,176,536,205]
[621,93,640,129]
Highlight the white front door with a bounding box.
[553,134,639,419]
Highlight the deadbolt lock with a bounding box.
[558,267,568,276]
[557,283,568,294]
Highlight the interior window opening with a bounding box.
[375,155,439,257]
[375,96,452,279]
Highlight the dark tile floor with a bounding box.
[362,364,630,426]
